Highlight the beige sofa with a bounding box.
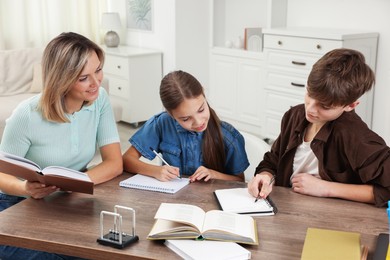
[0,48,43,137]
[0,48,121,138]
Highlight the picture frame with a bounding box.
[126,0,153,32]
[244,27,263,52]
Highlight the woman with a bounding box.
[0,32,122,259]
[123,70,249,182]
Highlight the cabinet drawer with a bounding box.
[266,71,307,94]
[266,51,320,72]
[265,90,303,115]
[104,55,129,78]
[264,35,342,55]
[107,77,130,98]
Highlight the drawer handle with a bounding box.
[117,86,122,90]
[316,44,322,50]
[117,65,121,69]
[292,61,306,66]
[277,40,283,46]
[291,82,305,88]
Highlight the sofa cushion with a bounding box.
[0,48,43,96]
[30,63,43,93]
[0,93,36,138]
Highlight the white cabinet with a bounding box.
[210,49,264,134]
[263,27,379,140]
[103,46,163,124]
[209,0,287,136]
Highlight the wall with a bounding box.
[287,0,390,143]
[106,0,209,89]
[106,0,390,143]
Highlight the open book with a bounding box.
[214,188,276,216]
[0,151,93,194]
[147,203,259,245]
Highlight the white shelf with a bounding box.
[211,46,264,59]
[211,0,287,49]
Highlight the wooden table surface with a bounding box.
[0,173,387,259]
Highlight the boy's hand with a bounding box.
[248,172,274,199]
[291,173,329,197]
[156,165,180,182]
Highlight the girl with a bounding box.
[123,70,248,182]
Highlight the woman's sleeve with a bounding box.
[0,103,31,157]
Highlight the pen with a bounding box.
[255,175,275,203]
[149,147,181,179]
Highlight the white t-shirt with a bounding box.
[291,137,320,183]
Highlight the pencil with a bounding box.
[254,175,275,203]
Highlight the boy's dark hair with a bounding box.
[307,48,375,107]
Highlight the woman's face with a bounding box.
[65,51,102,113]
[170,95,210,132]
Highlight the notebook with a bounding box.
[301,228,362,260]
[214,188,276,216]
[119,174,190,194]
[164,239,251,260]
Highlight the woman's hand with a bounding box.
[248,172,274,199]
[156,165,180,182]
[24,181,58,199]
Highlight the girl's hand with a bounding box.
[24,181,58,199]
[190,166,214,182]
[156,165,180,182]
[291,173,329,197]
[248,172,274,199]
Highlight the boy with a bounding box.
[248,48,390,207]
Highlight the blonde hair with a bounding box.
[39,32,104,123]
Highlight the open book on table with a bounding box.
[0,151,93,194]
[147,203,259,245]
[214,188,277,216]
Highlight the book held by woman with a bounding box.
[0,151,93,194]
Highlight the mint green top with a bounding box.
[0,87,119,171]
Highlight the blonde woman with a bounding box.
[0,32,122,259]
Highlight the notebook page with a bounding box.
[215,188,274,216]
[119,174,190,194]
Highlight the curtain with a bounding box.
[0,0,107,50]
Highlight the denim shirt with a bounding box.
[130,112,249,176]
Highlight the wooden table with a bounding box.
[0,173,387,259]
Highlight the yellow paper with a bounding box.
[301,228,361,260]
[386,243,390,260]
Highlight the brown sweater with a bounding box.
[256,104,390,207]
